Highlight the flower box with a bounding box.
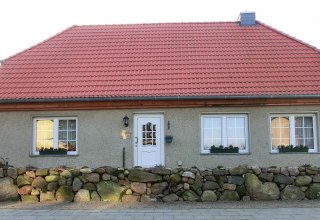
[39,148,67,155]
[165,135,173,144]
[210,145,239,153]
[278,147,308,153]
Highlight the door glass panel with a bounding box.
[142,122,156,146]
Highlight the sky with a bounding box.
[0,0,319,59]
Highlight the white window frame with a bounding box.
[33,117,78,155]
[270,114,318,153]
[201,114,249,154]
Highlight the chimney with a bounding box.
[0,60,4,66]
[239,12,256,26]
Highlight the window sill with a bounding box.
[201,153,250,155]
[29,154,79,157]
[270,152,319,154]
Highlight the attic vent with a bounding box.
[0,60,4,66]
[239,12,256,26]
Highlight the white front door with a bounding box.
[134,114,164,167]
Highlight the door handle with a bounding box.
[135,137,138,144]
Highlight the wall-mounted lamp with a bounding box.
[123,114,129,127]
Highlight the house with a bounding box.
[0,12,320,168]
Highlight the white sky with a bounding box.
[0,0,319,59]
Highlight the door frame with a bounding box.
[133,114,165,167]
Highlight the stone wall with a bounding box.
[1,165,320,202]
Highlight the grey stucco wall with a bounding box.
[0,106,319,168]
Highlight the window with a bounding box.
[33,117,78,155]
[270,114,317,153]
[201,114,249,153]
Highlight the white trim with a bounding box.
[32,117,78,155]
[133,114,165,167]
[201,114,249,154]
[269,113,318,153]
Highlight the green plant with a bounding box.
[278,145,308,153]
[210,145,239,153]
[39,148,67,155]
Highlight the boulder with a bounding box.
[245,173,280,200]
[259,173,274,182]
[26,171,36,178]
[182,190,200,201]
[288,167,300,176]
[223,183,237,191]
[212,169,228,176]
[7,167,18,179]
[17,168,27,175]
[313,174,320,183]
[281,185,305,200]
[55,186,74,202]
[17,175,32,187]
[45,175,60,183]
[72,177,83,191]
[151,182,168,194]
[162,193,179,202]
[170,174,182,183]
[83,182,96,191]
[74,189,91,202]
[0,168,3,177]
[131,182,146,194]
[203,181,219,190]
[274,175,294,185]
[201,190,217,202]
[227,176,244,185]
[182,171,195,179]
[83,173,100,183]
[94,167,106,174]
[58,176,67,186]
[36,169,49,176]
[295,176,312,186]
[128,169,162,183]
[236,185,246,198]
[104,166,117,174]
[306,183,320,199]
[47,182,59,191]
[69,169,81,177]
[141,194,157,202]
[60,170,72,178]
[170,184,183,193]
[0,177,19,201]
[122,195,140,203]
[91,191,101,201]
[229,166,248,176]
[49,170,59,175]
[31,176,47,189]
[102,173,111,181]
[18,185,33,195]
[220,191,240,201]
[97,181,126,202]
[267,167,280,175]
[250,166,261,175]
[151,168,171,175]
[31,189,40,196]
[40,191,55,202]
[80,168,93,174]
[21,195,39,202]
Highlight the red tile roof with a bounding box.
[0,21,320,101]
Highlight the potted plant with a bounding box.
[210,145,239,153]
[165,135,173,143]
[278,145,308,153]
[39,148,68,155]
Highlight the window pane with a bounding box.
[305,128,313,138]
[295,128,303,138]
[36,120,54,151]
[59,120,67,130]
[68,141,77,151]
[305,139,314,149]
[68,120,76,130]
[203,117,222,149]
[236,117,245,127]
[295,117,303,127]
[59,140,67,149]
[68,131,76,140]
[271,117,289,147]
[304,117,313,127]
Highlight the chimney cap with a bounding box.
[239,12,256,26]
